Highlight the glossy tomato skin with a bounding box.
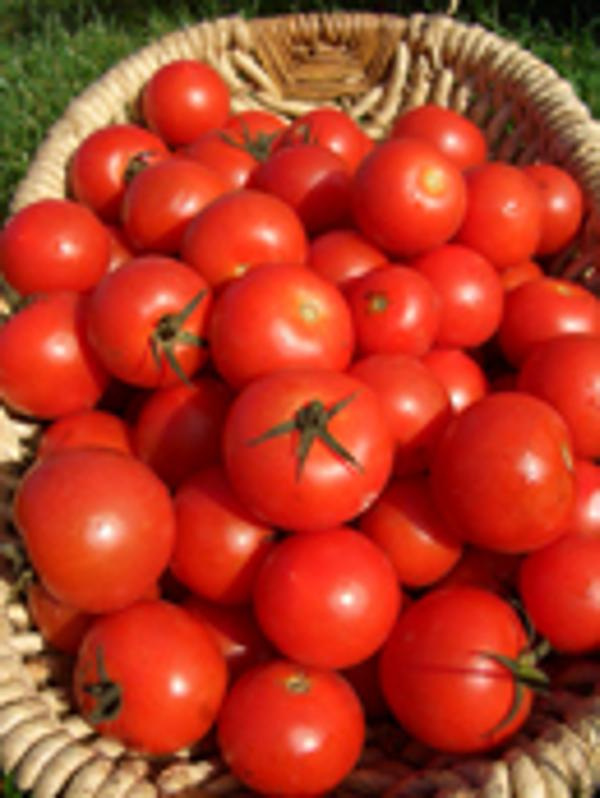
[217,660,365,795]
[74,600,227,754]
[14,449,175,613]
[519,535,600,653]
[352,137,467,257]
[68,123,169,221]
[422,348,488,413]
[359,476,462,588]
[121,157,227,254]
[209,263,355,388]
[561,459,600,538]
[141,59,230,146]
[498,278,600,366]
[1,199,110,295]
[27,582,93,655]
[379,586,532,753]
[307,228,387,288]
[0,292,108,419]
[184,128,258,190]
[253,526,401,669]
[181,189,308,289]
[346,265,441,357]
[455,162,543,270]
[522,163,584,255]
[499,259,543,292]
[223,369,394,532]
[390,104,487,171]
[223,109,286,140]
[132,375,232,487]
[412,243,504,349]
[37,409,133,459]
[172,465,275,605]
[86,256,212,388]
[430,392,575,553]
[517,334,600,459]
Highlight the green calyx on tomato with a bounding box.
[247,392,363,479]
[149,289,208,385]
[219,124,278,163]
[81,647,123,724]
[365,292,389,314]
[284,671,312,694]
[123,150,164,183]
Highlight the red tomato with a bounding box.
[499,259,543,292]
[181,189,308,289]
[209,263,355,388]
[121,157,227,254]
[86,256,212,388]
[223,109,286,140]
[223,369,394,531]
[561,458,600,538]
[307,228,387,288]
[217,660,365,795]
[342,654,388,720]
[517,333,600,459]
[0,292,108,419]
[379,586,534,753]
[455,162,543,269]
[74,600,227,754]
[249,144,352,234]
[37,409,133,459]
[349,353,451,476]
[522,163,584,255]
[430,392,575,553]
[435,547,522,595]
[253,527,401,669]
[14,449,175,613]
[412,243,504,348]
[172,465,275,605]
[184,128,259,190]
[68,123,169,221]
[498,277,600,366]
[390,104,487,171]
[27,582,93,655]
[519,535,600,653]
[359,475,462,588]
[346,264,441,357]
[1,199,110,295]
[106,223,134,271]
[352,137,466,257]
[132,375,231,487]
[422,348,488,413]
[141,59,230,146]
[274,107,373,173]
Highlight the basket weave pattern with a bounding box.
[2,12,600,798]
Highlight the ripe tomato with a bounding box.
[519,535,600,653]
[184,128,259,190]
[14,448,175,613]
[455,162,543,269]
[27,582,93,655]
[209,263,355,388]
[106,223,134,271]
[379,586,535,753]
[307,228,387,288]
[421,348,488,413]
[499,259,543,292]
[1,198,110,295]
[217,660,365,795]
[172,465,275,605]
[498,277,600,366]
[522,163,584,255]
[518,334,600,459]
[412,243,504,348]
[352,137,466,257]
[141,59,230,146]
[121,157,227,254]
[561,458,600,538]
[435,547,522,595]
[132,375,232,487]
[0,291,108,419]
[359,475,462,588]
[37,409,133,459]
[223,109,286,140]
[223,369,394,531]
[346,264,441,357]
[390,104,487,171]
[249,144,352,234]
[68,123,169,221]
[253,526,400,669]
[349,353,451,476]
[181,189,308,289]
[274,107,373,173]
[430,392,575,553]
[86,256,212,388]
[74,600,227,754]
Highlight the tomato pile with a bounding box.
[1,57,600,796]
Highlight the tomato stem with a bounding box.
[149,289,208,385]
[82,647,123,724]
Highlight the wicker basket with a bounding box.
[2,11,600,798]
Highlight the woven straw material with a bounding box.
[2,11,600,798]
